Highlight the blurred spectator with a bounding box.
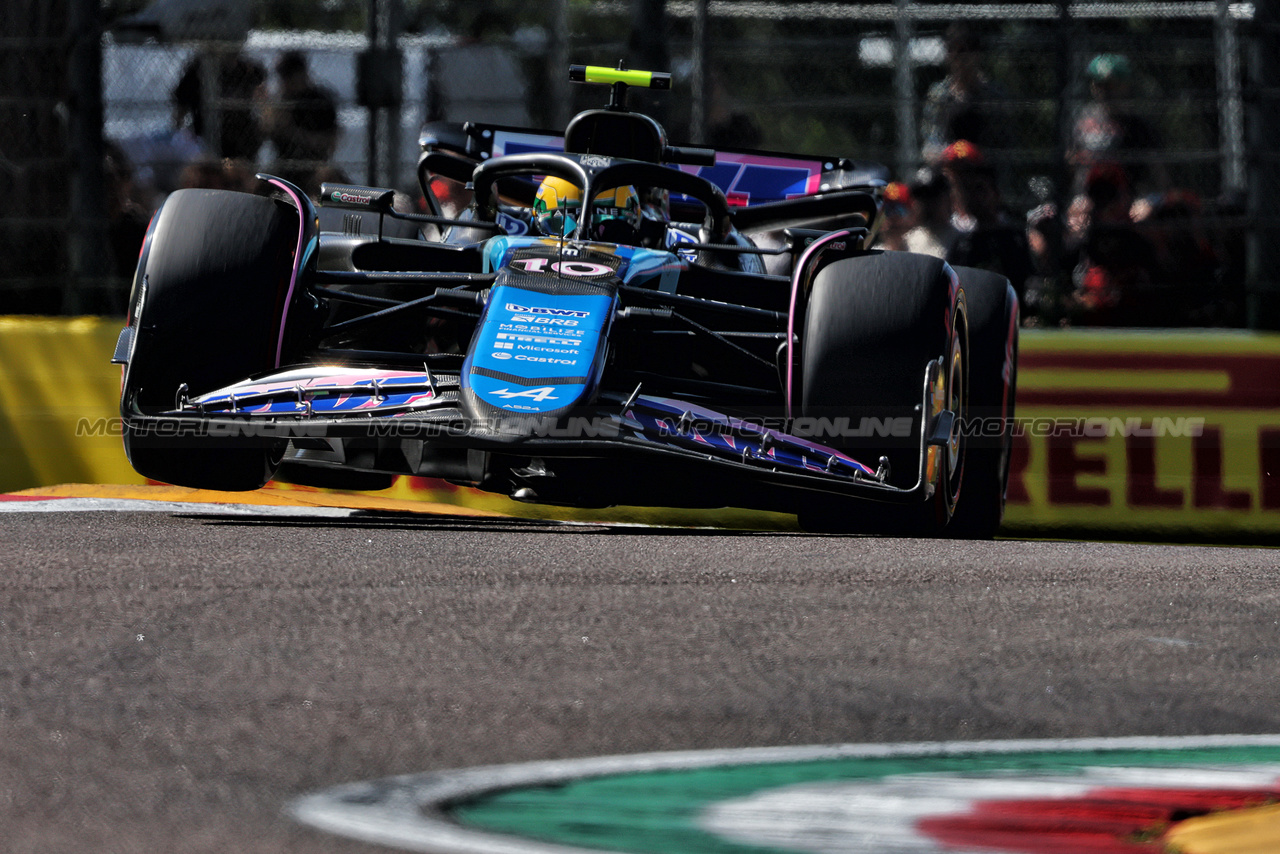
[1135,190,1215,275]
[263,50,340,189]
[1025,204,1060,274]
[172,53,267,161]
[1135,189,1222,323]
[903,167,959,258]
[1022,202,1071,325]
[1068,162,1161,325]
[939,140,986,231]
[113,125,205,202]
[921,24,1015,178]
[121,53,265,202]
[939,141,1034,300]
[1065,193,1092,246]
[1069,53,1169,198]
[874,182,915,250]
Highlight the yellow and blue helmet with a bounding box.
[533,176,640,241]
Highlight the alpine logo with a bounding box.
[490,387,561,402]
[504,303,590,318]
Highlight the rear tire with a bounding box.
[122,189,298,491]
[797,251,967,535]
[945,267,1019,539]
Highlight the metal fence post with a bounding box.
[893,0,916,179]
[365,0,379,186]
[549,0,570,130]
[691,0,708,143]
[66,0,111,315]
[198,51,222,158]
[629,0,670,128]
[1053,0,1075,222]
[364,0,403,189]
[1217,0,1246,192]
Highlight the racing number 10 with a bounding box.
[511,258,613,277]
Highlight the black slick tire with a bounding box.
[797,251,967,535]
[945,266,1019,539]
[121,189,298,491]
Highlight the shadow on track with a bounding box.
[176,510,806,536]
[177,513,1280,547]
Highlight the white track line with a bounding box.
[0,497,357,516]
[288,734,1280,854]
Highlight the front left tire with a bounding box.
[121,189,299,491]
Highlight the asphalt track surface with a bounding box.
[4,496,1280,853]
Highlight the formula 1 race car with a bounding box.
[114,65,1018,537]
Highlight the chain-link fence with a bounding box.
[4,0,1275,326]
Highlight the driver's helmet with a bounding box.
[533,176,641,243]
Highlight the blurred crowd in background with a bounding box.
[103,48,345,298]
[870,25,1239,329]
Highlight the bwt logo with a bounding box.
[505,302,590,318]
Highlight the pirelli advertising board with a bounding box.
[3,318,1280,537]
[1005,329,1280,535]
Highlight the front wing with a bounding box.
[122,360,956,507]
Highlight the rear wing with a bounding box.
[419,120,889,207]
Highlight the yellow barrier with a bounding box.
[1007,329,1280,535]
[4,317,1280,535]
[0,317,143,492]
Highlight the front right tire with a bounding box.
[797,251,967,535]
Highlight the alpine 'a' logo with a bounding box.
[490,387,560,402]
